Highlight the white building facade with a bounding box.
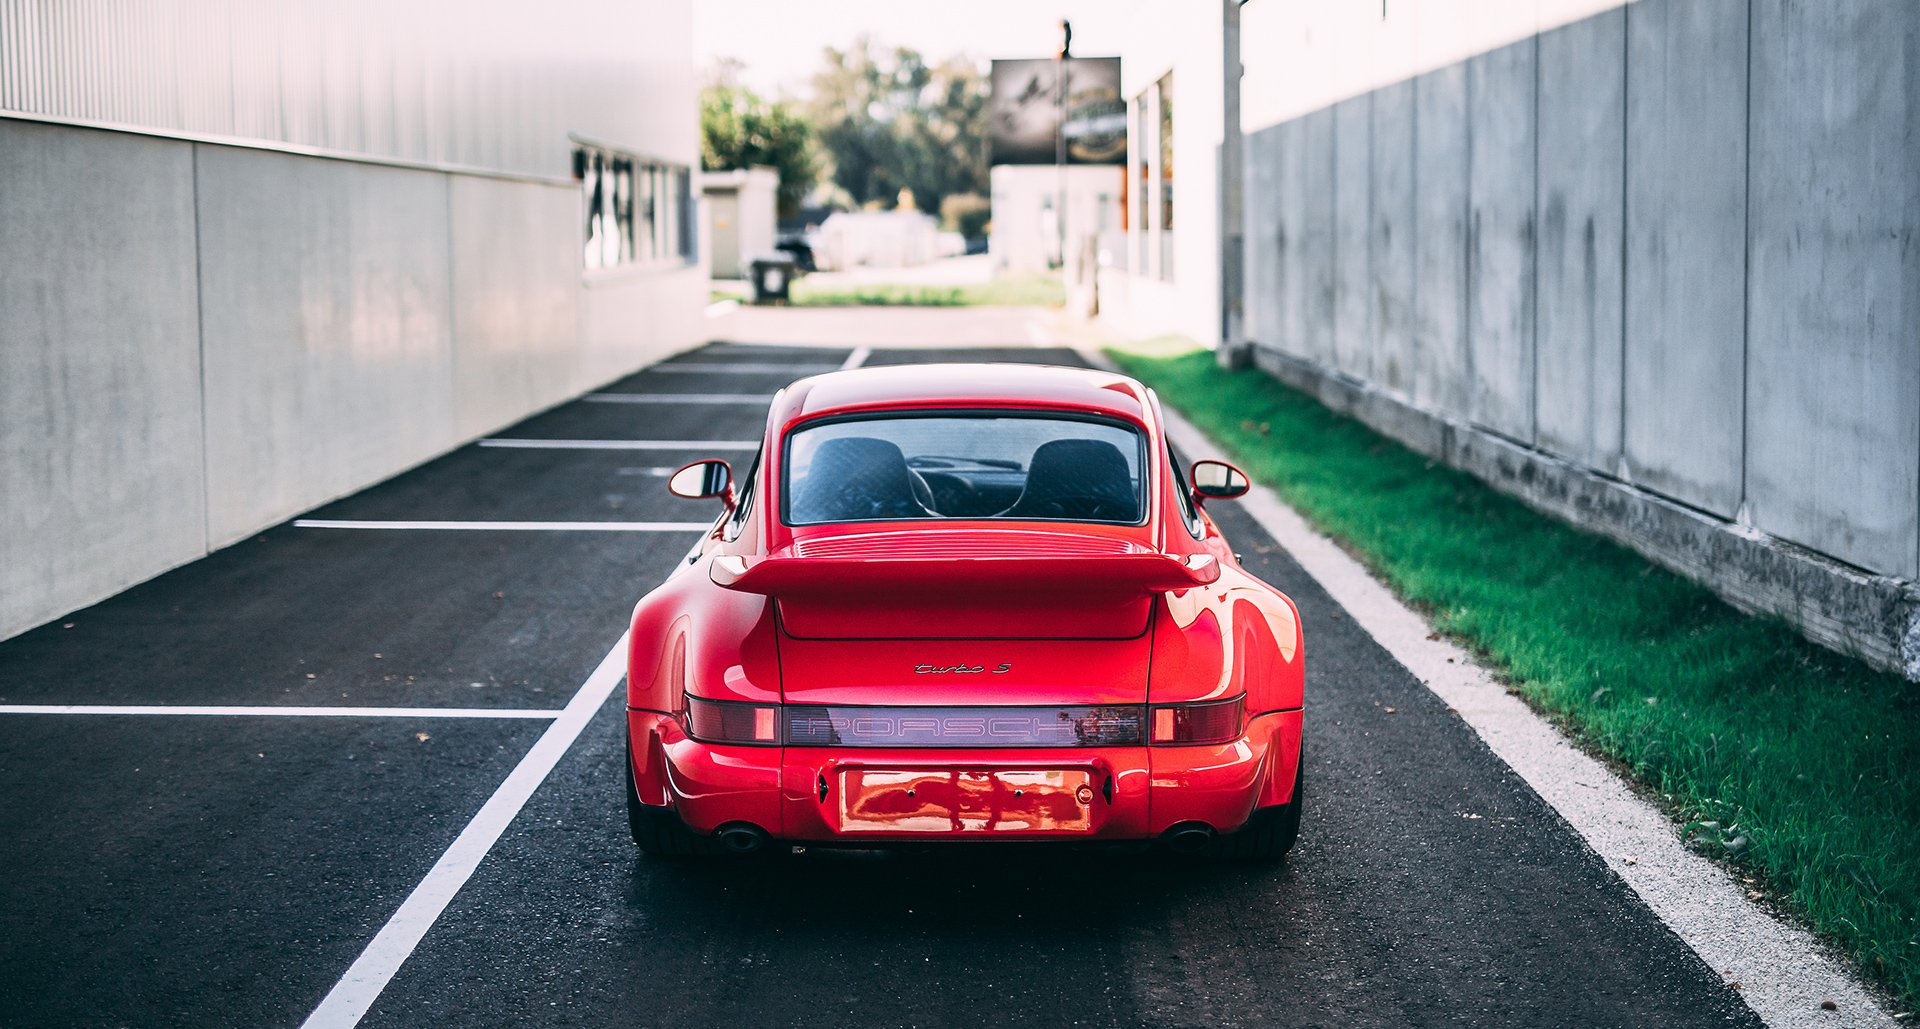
[0,0,706,641]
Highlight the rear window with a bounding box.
[783,412,1147,525]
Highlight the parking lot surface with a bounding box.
[0,340,1758,1028]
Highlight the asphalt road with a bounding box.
[0,340,1759,1028]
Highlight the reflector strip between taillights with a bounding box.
[683,695,1247,748]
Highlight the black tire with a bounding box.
[1220,748,1304,862]
[625,738,726,858]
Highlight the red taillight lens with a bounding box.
[685,696,778,745]
[1150,696,1245,745]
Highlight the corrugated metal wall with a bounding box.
[0,0,694,179]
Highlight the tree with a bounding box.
[699,81,817,221]
[808,39,990,217]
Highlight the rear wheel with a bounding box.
[625,737,727,858]
[1221,747,1304,862]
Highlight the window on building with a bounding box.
[1156,72,1174,282]
[1133,95,1149,274]
[574,144,693,272]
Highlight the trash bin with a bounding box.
[749,256,796,305]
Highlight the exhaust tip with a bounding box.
[1162,823,1216,855]
[715,824,769,855]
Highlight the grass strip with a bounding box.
[1109,344,1920,1009]
[790,272,1064,308]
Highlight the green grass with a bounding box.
[1110,343,1920,1009]
[789,272,1064,308]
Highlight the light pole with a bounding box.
[1055,19,1071,271]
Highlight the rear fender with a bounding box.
[627,562,782,711]
[1148,568,1303,714]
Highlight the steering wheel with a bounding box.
[908,469,937,512]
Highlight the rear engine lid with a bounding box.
[777,633,1150,708]
[714,527,1213,641]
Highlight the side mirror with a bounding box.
[668,460,734,504]
[1190,460,1250,502]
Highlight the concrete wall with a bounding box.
[0,118,705,640]
[1240,0,1920,674]
[0,121,206,640]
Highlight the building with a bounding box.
[1094,0,1920,678]
[1093,13,1225,345]
[0,0,705,642]
[987,164,1122,278]
[703,166,779,280]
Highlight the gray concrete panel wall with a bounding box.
[196,148,459,547]
[1300,107,1338,367]
[1333,96,1374,380]
[1534,9,1626,471]
[1743,0,1920,579]
[0,121,205,640]
[1244,119,1292,357]
[449,176,584,441]
[1238,0,1920,673]
[1370,80,1417,399]
[1622,0,1749,517]
[1465,38,1538,442]
[3,121,706,642]
[1410,65,1471,417]
[1271,119,1309,363]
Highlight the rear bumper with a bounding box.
[626,707,1302,843]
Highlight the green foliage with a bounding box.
[700,84,817,220]
[809,38,989,217]
[940,192,992,239]
[1110,346,1920,1010]
[789,273,1062,308]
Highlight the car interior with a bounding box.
[787,435,1143,524]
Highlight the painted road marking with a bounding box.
[839,346,872,370]
[584,393,771,405]
[293,520,710,532]
[0,705,563,718]
[650,362,841,374]
[298,634,630,1029]
[478,439,759,451]
[1088,345,1900,1029]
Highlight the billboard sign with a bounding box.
[988,57,1125,166]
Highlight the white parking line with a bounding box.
[0,705,563,718]
[293,520,711,532]
[1107,351,1899,1029]
[840,346,872,370]
[651,362,841,374]
[584,393,771,405]
[478,439,759,451]
[299,634,630,1029]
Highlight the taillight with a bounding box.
[1150,696,1245,745]
[685,696,778,745]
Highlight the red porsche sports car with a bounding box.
[623,363,1304,859]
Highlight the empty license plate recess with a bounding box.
[837,768,1095,833]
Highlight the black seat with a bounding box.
[1003,438,1139,521]
[789,437,931,523]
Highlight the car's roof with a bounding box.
[773,363,1153,427]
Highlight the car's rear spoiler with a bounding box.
[708,529,1219,597]
[711,550,1218,596]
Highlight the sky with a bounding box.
[692,0,1134,97]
